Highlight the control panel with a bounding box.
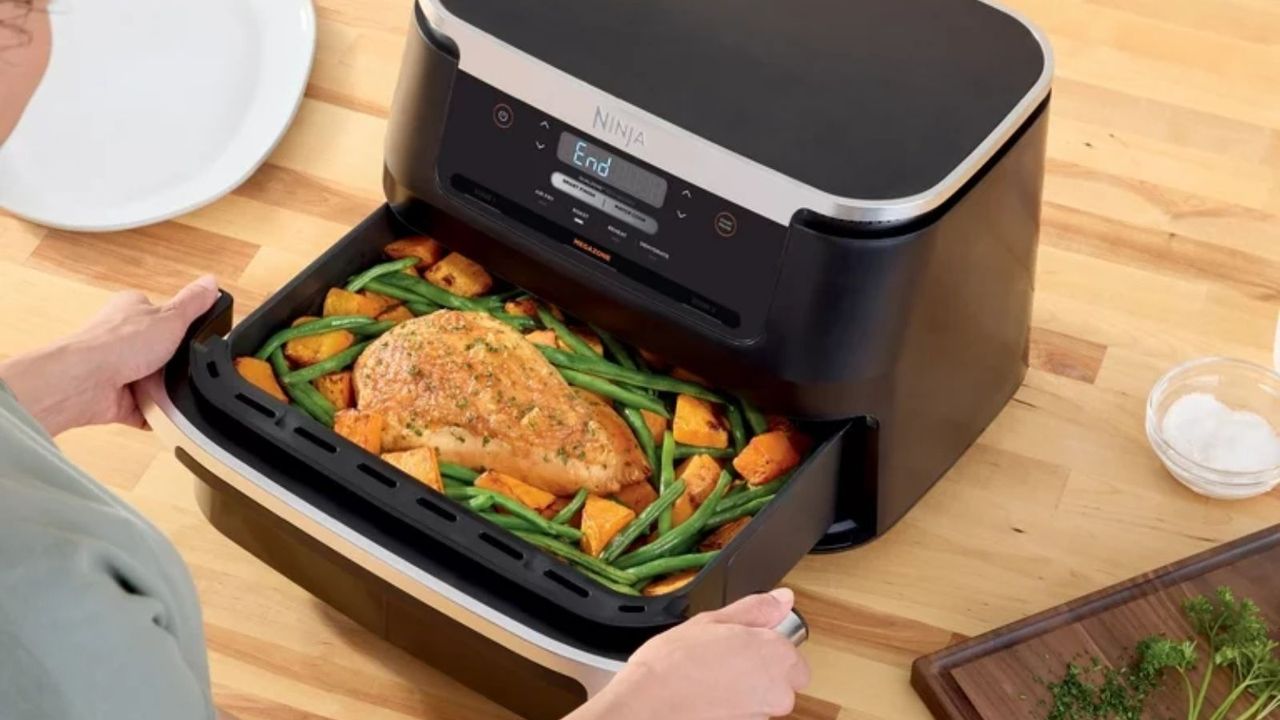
[437,74,789,335]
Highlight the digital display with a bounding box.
[556,132,668,208]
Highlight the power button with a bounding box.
[493,103,514,129]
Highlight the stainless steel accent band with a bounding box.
[136,374,625,694]
[417,0,1053,225]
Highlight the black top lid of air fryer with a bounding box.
[437,0,1050,203]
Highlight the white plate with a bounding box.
[0,0,315,231]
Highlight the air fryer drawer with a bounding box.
[182,203,852,655]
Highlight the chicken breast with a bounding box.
[353,310,650,496]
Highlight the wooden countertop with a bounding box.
[2,1,1278,718]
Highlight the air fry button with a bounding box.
[493,103,514,129]
[714,211,738,237]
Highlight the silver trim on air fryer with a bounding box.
[135,374,624,694]
[417,0,1054,225]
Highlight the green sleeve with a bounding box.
[0,382,214,720]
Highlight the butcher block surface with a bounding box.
[913,525,1280,720]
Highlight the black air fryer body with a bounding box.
[384,0,1052,546]
[144,2,1052,717]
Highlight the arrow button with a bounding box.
[675,210,688,219]
[539,120,551,129]
[535,140,547,150]
[681,189,692,199]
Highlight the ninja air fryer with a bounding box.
[140,1,1052,717]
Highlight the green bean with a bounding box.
[441,463,480,483]
[280,341,372,385]
[578,568,642,596]
[492,312,538,332]
[468,494,495,511]
[538,345,724,403]
[620,407,658,482]
[351,320,396,337]
[405,300,441,316]
[713,474,790,514]
[591,324,636,369]
[537,306,601,356]
[600,479,686,563]
[375,272,499,313]
[360,278,434,306]
[741,399,768,435]
[267,349,335,425]
[559,369,669,417]
[704,495,773,531]
[673,444,735,460]
[552,488,589,525]
[726,403,748,454]
[627,551,720,582]
[253,316,374,360]
[451,487,582,542]
[616,471,732,569]
[486,288,526,304]
[477,511,542,534]
[657,431,676,536]
[345,257,420,292]
[512,531,638,586]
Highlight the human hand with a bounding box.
[0,276,219,435]
[573,588,810,720]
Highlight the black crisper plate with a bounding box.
[179,204,849,655]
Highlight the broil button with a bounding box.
[714,211,738,237]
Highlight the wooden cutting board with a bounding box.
[912,524,1280,720]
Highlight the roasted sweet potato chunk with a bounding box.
[385,237,448,269]
[672,395,729,449]
[524,329,558,348]
[363,290,401,311]
[475,470,556,510]
[580,495,636,557]
[642,569,698,596]
[640,410,668,442]
[670,491,695,528]
[765,416,813,452]
[376,305,415,325]
[234,357,287,402]
[671,367,709,386]
[558,327,604,356]
[425,253,493,297]
[636,347,668,370]
[323,288,385,318]
[699,517,751,551]
[283,317,355,367]
[676,454,722,506]
[312,371,354,410]
[334,410,383,454]
[613,481,658,515]
[503,297,563,320]
[381,447,443,492]
[733,430,802,485]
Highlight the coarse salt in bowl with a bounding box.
[1146,357,1280,500]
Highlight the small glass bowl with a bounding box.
[1146,357,1280,500]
